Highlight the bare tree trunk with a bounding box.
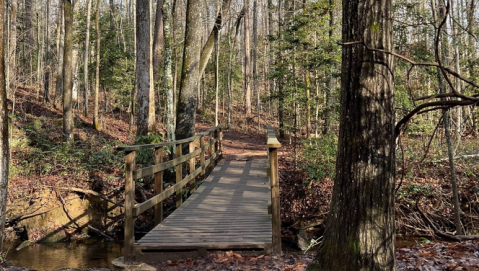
[227,7,243,129]
[129,0,137,133]
[44,0,51,103]
[63,0,74,143]
[148,0,156,133]
[0,0,10,252]
[267,0,274,116]
[214,27,219,126]
[163,0,175,141]
[306,70,311,139]
[8,0,17,96]
[136,0,151,136]
[277,0,284,138]
[25,0,33,79]
[198,0,232,77]
[432,0,464,235]
[94,0,101,130]
[36,13,42,99]
[54,0,64,109]
[83,0,92,116]
[243,0,251,114]
[253,0,259,129]
[153,0,164,80]
[322,0,335,135]
[175,0,201,140]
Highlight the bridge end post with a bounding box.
[124,150,136,262]
[267,124,282,255]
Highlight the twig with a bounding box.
[417,197,479,241]
[87,225,114,241]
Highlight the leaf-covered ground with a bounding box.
[4,87,479,270]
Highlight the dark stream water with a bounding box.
[3,236,422,270]
[3,238,123,270]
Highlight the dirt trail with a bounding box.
[196,123,267,161]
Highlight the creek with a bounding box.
[3,238,123,270]
[3,236,425,270]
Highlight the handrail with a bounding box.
[119,125,222,262]
[116,126,220,152]
[266,124,281,255]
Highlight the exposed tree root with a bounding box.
[46,186,124,207]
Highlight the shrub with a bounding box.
[302,134,338,182]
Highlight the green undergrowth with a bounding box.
[302,134,338,182]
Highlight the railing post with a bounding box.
[176,144,182,207]
[200,136,206,176]
[210,132,215,165]
[154,147,163,226]
[189,141,196,193]
[269,147,281,255]
[218,127,223,157]
[124,151,136,262]
[267,124,282,255]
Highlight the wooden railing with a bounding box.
[116,125,223,262]
[266,124,281,255]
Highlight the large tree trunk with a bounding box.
[153,0,164,80]
[93,0,101,130]
[306,0,396,268]
[175,0,201,140]
[83,0,92,117]
[54,0,64,109]
[0,0,10,252]
[136,0,151,136]
[63,0,74,143]
[243,0,251,114]
[163,0,175,141]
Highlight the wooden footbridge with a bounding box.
[116,125,281,263]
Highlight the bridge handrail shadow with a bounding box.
[266,124,281,255]
[116,125,223,262]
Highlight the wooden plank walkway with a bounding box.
[133,159,273,259]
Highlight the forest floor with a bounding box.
[3,86,479,270]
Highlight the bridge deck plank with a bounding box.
[135,160,272,250]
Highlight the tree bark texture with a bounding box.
[175,0,201,140]
[83,0,92,116]
[55,0,64,109]
[163,0,175,142]
[243,0,252,114]
[307,0,396,269]
[153,0,164,80]
[94,0,101,130]
[8,0,17,95]
[44,0,51,103]
[0,0,10,252]
[25,0,33,73]
[136,0,151,136]
[63,0,74,143]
